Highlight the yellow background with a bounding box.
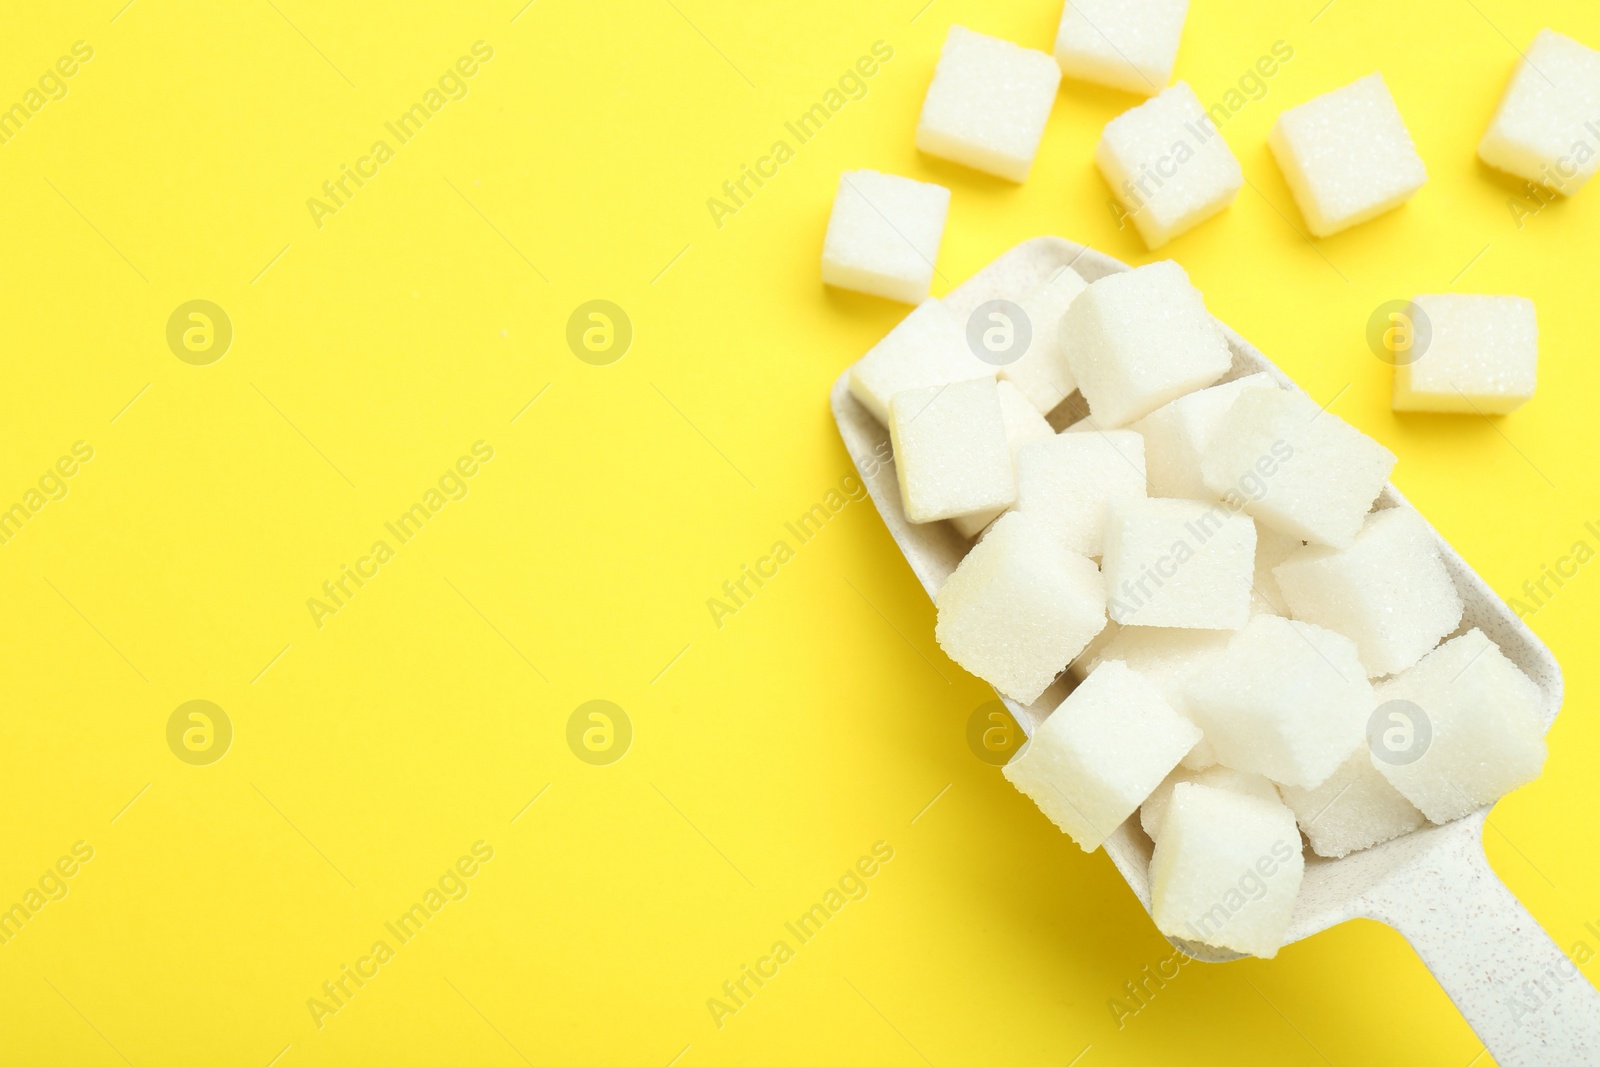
[1,0,1596,1063]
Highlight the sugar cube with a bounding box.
[1273,506,1463,677]
[849,298,994,426]
[935,512,1108,703]
[1250,525,1301,617]
[1200,387,1397,549]
[1373,629,1547,823]
[822,170,951,304]
[916,26,1063,182]
[1186,615,1372,787]
[1074,623,1232,769]
[1013,429,1147,557]
[1150,782,1304,958]
[1268,73,1428,237]
[1479,29,1600,195]
[891,378,1015,523]
[1003,660,1199,850]
[1278,750,1425,858]
[999,268,1088,414]
[1053,0,1188,96]
[952,380,1057,538]
[1141,764,1280,842]
[1131,372,1278,501]
[1060,260,1232,427]
[1097,82,1244,248]
[1392,294,1538,414]
[1101,497,1256,629]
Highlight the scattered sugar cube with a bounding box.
[890,378,1015,523]
[849,298,994,425]
[1141,765,1279,842]
[1053,0,1188,96]
[1101,497,1256,629]
[1000,268,1088,414]
[952,380,1056,538]
[1200,387,1397,549]
[1479,29,1600,195]
[1097,82,1244,249]
[935,512,1108,704]
[1003,660,1199,850]
[822,170,951,304]
[1268,73,1428,237]
[1013,429,1147,557]
[1074,623,1231,769]
[1186,615,1372,788]
[1393,294,1538,414]
[1278,750,1425,858]
[1060,260,1232,427]
[1273,506,1463,678]
[1150,782,1304,958]
[916,26,1063,182]
[1374,629,1547,823]
[1250,525,1301,617]
[1132,373,1278,501]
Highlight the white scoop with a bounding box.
[830,237,1600,1066]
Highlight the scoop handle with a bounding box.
[1365,840,1600,1066]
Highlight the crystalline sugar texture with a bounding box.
[1131,372,1277,501]
[1479,29,1600,195]
[822,170,951,303]
[1278,750,1425,858]
[1185,615,1372,788]
[849,298,994,425]
[1060,260,1232,427]
[1096,82,1243,248]
[1013,429,1146,557]
[1268,73,1427,237]
[952,380,1056,538]
[1393,294,1538,414]
[916,26,1062,182]
[1101,497,1256,629]
[935,512,1107,704]
[1373,629,1547,823]
[1053,0,1189,96]
[1150,782,1304,958]
[1200,386,1396,549]
[1273,506,1463,677]
[1003,660,1199,850]
[890,377,1015,524]
[1141,764,1279,842]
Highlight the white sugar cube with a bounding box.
[849,298,994,426]
[1003,660,1199,850]
[1373,629,1547,823]
[916,26,1063,182]
[1141,765,1279,842]
[1201,387,1397,549]
[822,170,951,304]
[890,378,1014,523]
[952,380,1056,538]
[1102,497,1256,629]
[1060,260,1232,427]
[1074,623,1231,769]
[1273,506,1463,678]
[1131,372,1278,501]
[935,512,1107,704]
[1097,82,1244,248]
[1250,525,1301,617]
[1013,429,1147,557]
[1393,294,1538,414]
[1479,29,1600,195]
[1150,782,1304,958]
[1278,751,1425,858]
[1186,615,1372,787]
[1268,73,1428,237]
[999,268,1088,414]
[1053,0,1188,96]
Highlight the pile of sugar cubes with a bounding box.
[846,259,1549,959]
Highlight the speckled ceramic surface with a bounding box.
[831,237,1600,1065]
